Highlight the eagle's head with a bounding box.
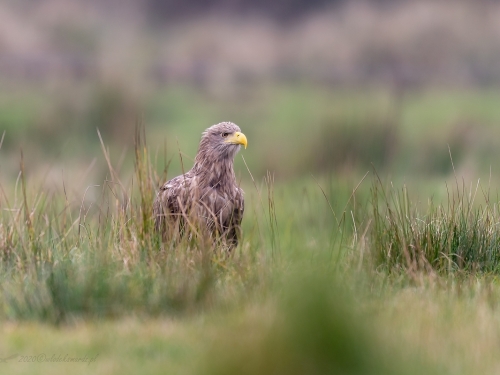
[197,122,248,162]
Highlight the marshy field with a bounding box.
[4,1,500,374]
[2,83,500,374]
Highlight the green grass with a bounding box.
[371,176,500,274]
[1,168,500,374]
[0,128,269,324]
[4,85,500,374]
[5,84,500,179]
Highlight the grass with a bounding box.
[5,84,500,180]
[4,85,500,374]
[371,174,500,275]
[0,125,270,325]
[202,271,442,375]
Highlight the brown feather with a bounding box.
[153,122,245,248]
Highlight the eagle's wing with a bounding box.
[153,174,191,234]
[153,173,244,247]
[219,186,244,247]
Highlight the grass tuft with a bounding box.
[371,177,500,275]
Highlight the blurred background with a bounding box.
[2,0,500,191]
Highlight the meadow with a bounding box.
[2,83,500,374]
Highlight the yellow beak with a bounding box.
[225,131,247,149]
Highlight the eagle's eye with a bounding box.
[221,132,229,138]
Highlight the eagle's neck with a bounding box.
[192,151,237,193]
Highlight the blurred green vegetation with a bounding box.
[203,273,440,375]
[2,84,500,185]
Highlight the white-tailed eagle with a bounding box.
[153,122,247,248]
